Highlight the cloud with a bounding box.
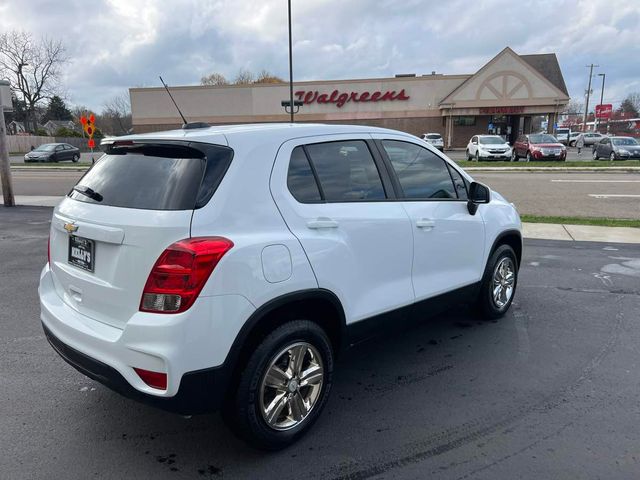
[1,0,638,111]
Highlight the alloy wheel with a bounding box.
[492,257,515,309]
[259,342,324,431]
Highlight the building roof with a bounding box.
[519,53,568,96]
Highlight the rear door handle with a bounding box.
[416,218,436,229]
[307,217,339,229]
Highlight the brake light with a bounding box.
[134,368,167,390]
[140,237,233,314]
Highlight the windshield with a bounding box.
[34,144,56,152]
[425,134,442,140]
[612,138,638,146]
[529,134,558,144]
[479,136,505,145]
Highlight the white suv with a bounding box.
[466,135,512,161]
[40,123,522,450]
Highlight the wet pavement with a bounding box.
[2,206,640,479]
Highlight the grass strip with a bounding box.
[521,215,640,228]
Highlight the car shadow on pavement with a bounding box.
[65,304,508,479]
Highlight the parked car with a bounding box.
[24,143,81,163]
[571,132,606,148]
[40,123,522,450]
[421,132,444,151]
[592,136,640,160]
[512,133,566,161]
[465,135,512,161]
[555,127,571,145]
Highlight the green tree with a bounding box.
[43,95,73,122]
[619,96,639,117]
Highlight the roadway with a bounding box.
[3,169,639,219]
[2,206,639,479]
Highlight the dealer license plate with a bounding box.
[68,235,94,272]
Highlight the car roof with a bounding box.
[112,123,408,146]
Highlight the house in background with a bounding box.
[42,120,78,136]
[7,120,26,135]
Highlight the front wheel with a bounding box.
[526,152,532,162]
[72,153,79,163]
[610,152,616,161]
[593,150,599,160]
[511,150,518,162]
[225,320,334,450]
[475,151,480,162]
[476,244,518,319]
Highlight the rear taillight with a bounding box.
[133,368,167,390]
[140,237,233,314]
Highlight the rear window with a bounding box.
[68,143,232,210]
[425,134,442,139]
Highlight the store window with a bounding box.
[453,116,476,126]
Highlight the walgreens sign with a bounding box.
[295,89,410,108]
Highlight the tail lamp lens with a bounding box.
[140,237,233,314]
[133,368,167,390]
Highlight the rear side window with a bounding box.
[287,146,321,202]
[69,143,232,210]
[304,140,385,202]
[382,140,457,199]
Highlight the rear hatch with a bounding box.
[49,140,233,329]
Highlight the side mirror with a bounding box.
[467,181,490,215]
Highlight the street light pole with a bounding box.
[583,64,598,132]
[287,0,294,123]
[595,73,605,133]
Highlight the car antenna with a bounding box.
[158,76,209,130]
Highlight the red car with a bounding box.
[512,134,566,161]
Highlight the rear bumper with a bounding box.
[39,263,255,414]
[43,322,226,414]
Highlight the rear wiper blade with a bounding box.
[73,185,103,202]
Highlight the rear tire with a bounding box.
[526,152,532,162]
[475,151,480,162]
[593,150,599,160]
[465,149,470,160]
[475,244,518,319]
[224,320,334,450]
[610,152,616,161]
[72,153,79,163]
[511,150,518,162]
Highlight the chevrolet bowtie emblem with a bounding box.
[63,222,78,233]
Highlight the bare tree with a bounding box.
[200,72,229,86]
[233,69,255,85]
[100,93,132,135]
[0,31,68,133]
[255,70,284,84]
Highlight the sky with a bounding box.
[1,0,639,112]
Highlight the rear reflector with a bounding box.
[140,237,233,314]
[133,367,167,390]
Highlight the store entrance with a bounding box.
[488,115,521,145]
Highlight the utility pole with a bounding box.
[287,0,294,123]
[0,80,15,207]
[583,64,598,132]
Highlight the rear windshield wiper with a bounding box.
[73,185,103,202]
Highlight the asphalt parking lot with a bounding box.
[2,206,639,479]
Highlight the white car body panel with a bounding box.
[270,134,415,323]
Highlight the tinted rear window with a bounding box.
[68,143,232,210]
